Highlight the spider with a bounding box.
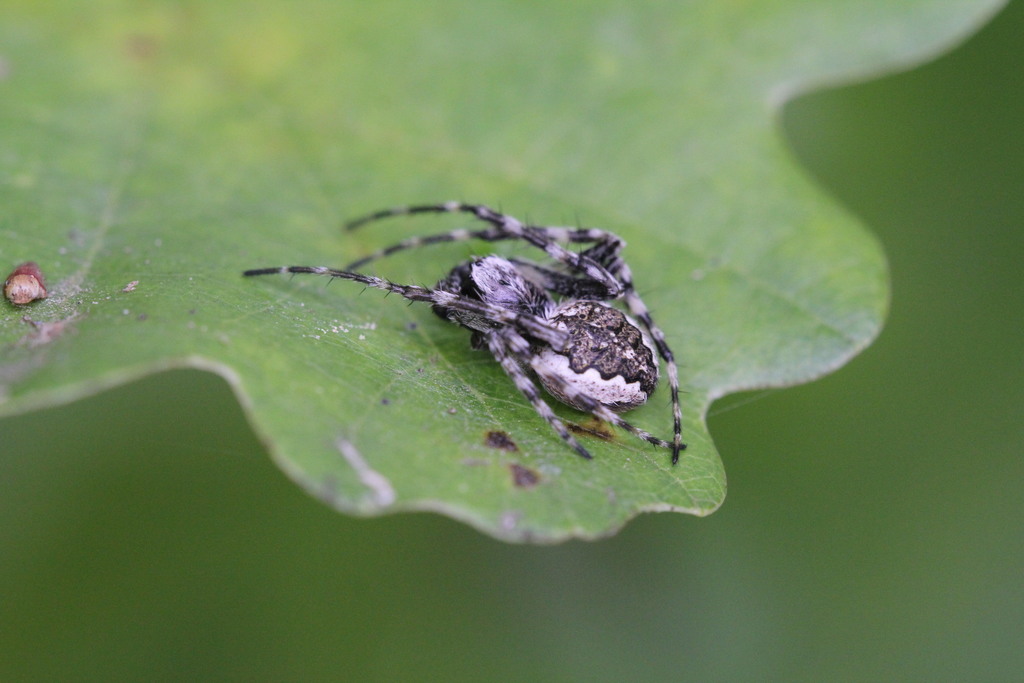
[244,202,685,464]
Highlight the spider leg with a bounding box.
[347,202,624,249]
[343,227,509,270]
[524,350,674,452]
[343,225,624,272]
[344,201,476,230]
[344,202,625,298]
[597,256,686,463]
[627,296,684,463]
[342,228,624,288]
[506,258,610,300]
[243,266,569,351]
[491,329,675,456]
[484,329,593,460]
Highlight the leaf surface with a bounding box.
[0,0,1004,541]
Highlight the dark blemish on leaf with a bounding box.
[406,321,418,331]
[568,417,616,442]
[485,430,518,452]
[136,313,148,321]
[509,463,540,489]
[4,262,47,305]
[380,397,391,406]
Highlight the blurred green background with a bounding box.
[2,2,1021,681]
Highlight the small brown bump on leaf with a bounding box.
[509,463,541,489]
[484,430,518,452]
[567,417,616,442]
[4,262,47,305]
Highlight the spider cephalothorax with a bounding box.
[244,202,685,464]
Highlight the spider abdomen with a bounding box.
[532,300,658,412]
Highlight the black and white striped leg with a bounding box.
[524,352,674,452]
[343,227,509,270]
[344,202,625,298]
[345,225,624,274]
[242,265,569,351]
[484,329,593,460]
[494,327,672,454]
[604,258,686,463]
[506,258,612,300]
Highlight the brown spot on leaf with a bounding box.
[509,463,540,489]
[4,262,47,305]
[484,430,518,452]
[567,417,616,442]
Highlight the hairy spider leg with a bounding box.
[494,325,672,452]
[344,202,625,298]
[505,258,615,300]
[343,227,509,270]
[521,346,673,452]
[485,328,593,460]
[588,253,686,463]
[242,266,569,351]
[347,203,620,249]
[344,227,623,290]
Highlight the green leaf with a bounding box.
[0,0,1004,541]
